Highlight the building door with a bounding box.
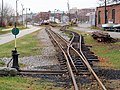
[112,9,115,23]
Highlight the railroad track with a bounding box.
[45,27,107,90]
[46,27,79,90]
[69,31,107,90]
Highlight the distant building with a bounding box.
[78,8,95,22]
[96,3,120,27]
[86,12,96,26]
[69,7,79,14]
[18,13,35,24]
[49,11,66,23]
[67,7,96,23]
[38,12,50,20]
[33,12,50,24]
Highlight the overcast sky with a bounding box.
[3,0,99,14]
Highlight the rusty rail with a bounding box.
[46,28,79,90]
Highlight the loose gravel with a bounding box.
[52,27,70,41]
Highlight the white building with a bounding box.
[69,7,78,14]
[62,16,69,24]
[18,13,36,24]
[86,12,95,26]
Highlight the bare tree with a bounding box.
[3,3,14,16]
[0,3,15,26]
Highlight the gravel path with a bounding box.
[20,29,60,70]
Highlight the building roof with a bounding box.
[97,3,120,8]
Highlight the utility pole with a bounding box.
[25,8,30,28]
[105,0,107,24]
[21,4,24,25]
[26,8,27,28]
[54,9,56,22]
[16,0,19,26]
[1,0,3,27]
[75,11,78,24]
[54,9,59,22]
[67,0,71,22]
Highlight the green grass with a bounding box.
[68,28,120,69]
[0,76,64,90]
[0,27,28,35]
[0,59,5,67]
[0,30,42,58]
[0,30,10,35]
[0,27,11,30]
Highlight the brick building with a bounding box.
[38,12,50,20]
[96,3,120,27]
[69,8,95,22]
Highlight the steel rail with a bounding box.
[61,29,106,89]
[79,34,107,90]
[50,28,106,90]
[70,33,107,90]
[49,29,69,44]
[48,26,69,43]
[46,29,79,90]
[49,29,78,72]
[48,29,67,48]
[67,33,78,73]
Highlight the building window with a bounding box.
[98,11,101,24]
[112,9,115,23]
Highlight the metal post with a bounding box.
[26,8,30,28]
[67,0,71,22]
[75,11,78,24]
[62,11,64,23]
[48,10,51,20]
[15,35,17,49]
[26,8,27,28]
[14,21,17,50]
[105,0,107,24]
[12,49,19,71]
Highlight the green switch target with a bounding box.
[12,28,19,35]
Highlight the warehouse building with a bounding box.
[96,3,120,27]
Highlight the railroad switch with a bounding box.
[12,49,19,71]
[11,22,20,71]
